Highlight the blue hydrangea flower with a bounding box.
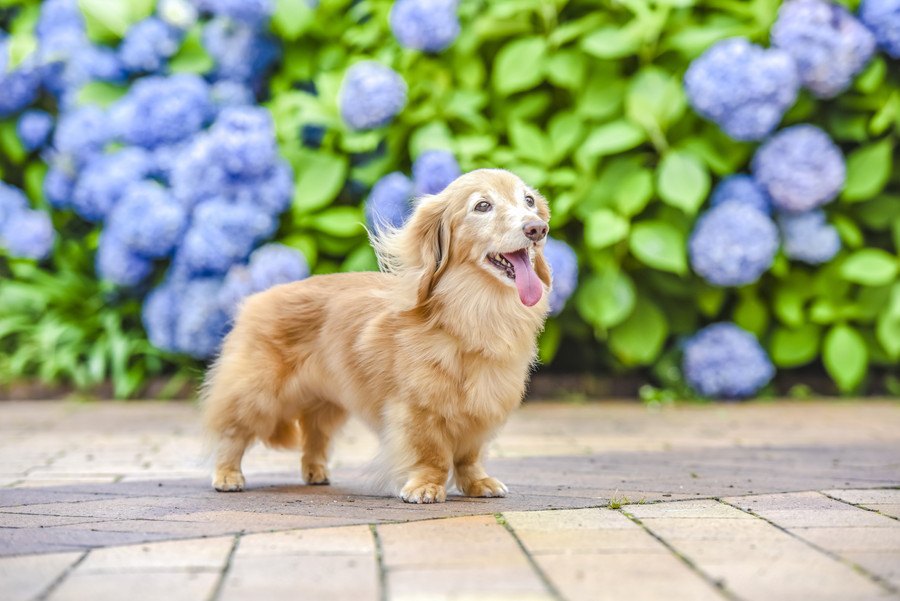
[119,17,183,74]
[142,282,180,352]
[543,237,578,316]
[52,106,112,166]
[390,0,460,53]
[35,0,86,61]
[0,182,29,224]
[684,38,799,141]
[219,243,309,317]
[209,106,278,178]
[0,35,42,118]
[683,322,775,399]
[412,150,460,196]
[771,0,876,99]
[778,209,842,265]
[709,175,772,215]
[0,209,55,261]
[158,0,199,30]
[210,80,255,111]
[365,172,414,232]
[203,17,279,85]
[196,0,274,26]
[95,230,154,287]
[689,203,779,287]
[339,61,407,130]
[860,0,900,58]
[47,45,126,107]
[177,199,276,275]
[226,160,294,216]
[17,110,54,152]
[752,125,845,213]
[71,148,154,222]
[106,182,188,259]
[112,74,213,149]
[43,166,76,210]
[173,277,230,358]
[169,133,228,208]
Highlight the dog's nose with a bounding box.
[523,220,548,242]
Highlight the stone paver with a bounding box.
[0,399,899,600]
[628,499,894,600]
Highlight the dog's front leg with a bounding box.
[395,417,452,504]
[454,447,508,498]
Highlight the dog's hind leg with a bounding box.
[299,401,348,485]
[212,431,251,492]
[454,446,507,498]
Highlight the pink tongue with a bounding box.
[502,250,542,307]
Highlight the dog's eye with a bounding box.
[474,201,492,213]
[525,195,535,207]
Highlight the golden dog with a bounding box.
[201,169,551,503]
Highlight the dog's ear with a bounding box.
[406,196,452,305]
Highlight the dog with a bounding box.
[201,169,552,503]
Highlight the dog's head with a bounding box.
[376,169,551,308]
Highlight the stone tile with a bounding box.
[635,500,891,600]
[503,508,722,601]
[378,516,550,599]
[725,492,894,527]
[0,512,105,528]
[796,527,900,553]
[237,525,374,556]
[842,551,900,589]
[627,499,755,520]
[77,536,234,572]
[46,571,220,601]
[822,490,900,505]
[0,551,83,601]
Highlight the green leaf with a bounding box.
[548,112,582,163]
[840,249,898,286]
[508,120,552,165]
[609,297,669,366]
[823,324,868,393]
[0,121,26,164]
[585,209,629,249]
[876,283,900,360]
[734,292,769,337]
[291,152,348,216]
[538,319,562,364]
[78,0,154,43]
[76,81,128,107]
[272,0,315,40]
[410,121,454,157]
[168,25,215,74]
[7,30,37,69]
[628,220,688,275]
[581,24,642,59]
[575,271,636,329]
[614,168,653,217]
[657,151,709,215]
[304,206,364,238]
[544,50,586,90]
[578,79,625,120]
[770,324,821,368]
[841,138,893,202]
[575,120,645,170]
[492,37,546,96]
[625,67,686,135]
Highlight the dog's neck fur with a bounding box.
[418,266,548,360]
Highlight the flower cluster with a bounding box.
[778,210,842,265]
[339,61,407,131]
[365,150,460,231]
[0,0,306,359]
[682,323,775,399]
[771,0,876,98]
[684,38,799,141]
[859,0,900,58]
[0,183,55,260]
[390,0,461,53]
[543,237,578,315]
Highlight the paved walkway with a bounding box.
[0,399,898,600]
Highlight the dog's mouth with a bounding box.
[485,248,542,307]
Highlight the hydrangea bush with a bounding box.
[1,0,898,400]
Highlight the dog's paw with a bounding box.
[400,482,447,504]
[302,462,330,485]
[461,477,508,498]
[212,470,245,492]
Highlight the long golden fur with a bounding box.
[201,169,552,503]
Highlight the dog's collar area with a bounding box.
[487,253,516,280]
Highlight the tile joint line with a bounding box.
[494,512,565,601]
[34,549,89,601]
[207,531,242,601]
